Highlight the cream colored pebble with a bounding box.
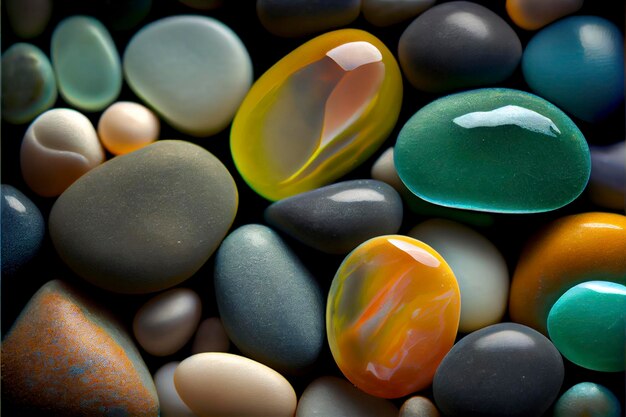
[98,101,159,155]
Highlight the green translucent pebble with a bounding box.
[51,16,122,111]
[2,43,57,124]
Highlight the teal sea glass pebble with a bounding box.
[51,16,122,111]
[394,88,591,213]
[553,382,621,417]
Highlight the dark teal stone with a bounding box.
[553,382,622,417]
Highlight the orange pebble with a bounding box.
[506,0,583,30]
[98,101,159,155]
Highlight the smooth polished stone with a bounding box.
[1,280,159,416]
[588,142,625,210]
[98,101,160,155]
[154,362,197,417]
[215,224,324,374]
[509,212,626,333]
[553,382,622,417]
[20,108,105,197]
[124,15,252,136]
[296,376,398,417]
[2,43,57,124]
[5,0,52,38]
[395,88,591,213]
[49,140,238,294]
[409,219,509,333]
[506,0,583,30]
[362,0,436,27]
[133,288,202,356]
[265,179,403,254]
[433,323,564,417]
[174,353,297,417]
[523,16,624,122]
[327,235,460,398]
[232,29,402,201]
[1,185,45,275]
[191,317,230,354]
[399,396,440,417]
[548,281,626,372]
[398,2,521,92]
[257,0,360,37]
[51,16,121,111]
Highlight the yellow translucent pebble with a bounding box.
[327,235,460,398]
[231,29,403,201]
[98,102,160,155]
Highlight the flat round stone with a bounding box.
[123,15,252,136]
[362,0,436,27]
[553,382,622,417]
[395,88,591,213]
[51,16,121,111]
[506,0,583,30]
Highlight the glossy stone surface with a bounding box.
[231,29,403,201]
[548,281,626,372]
[506,0,583,30]
[174,353,297,417]
[398,2,521,92]
[154,362,197,417]
[399,396,440,417]
[20,108,105,197]
[588,141,625,210]
[327,235,460,398]
[296,376,398,417]
[5,0,52,38]
[133,288,202,356]
[509,212,626,333]
[433,323,564,417]
[215,224,324,374]
[191,317,230,354]
[395,88,591,213]
[265,179,403,254]
[124,15,252,136]
[1,185,45,275]
[553,382,622,417]
[409,219,509,333]
[49,140,238,294]
[362,0,436,27]
[523,16,624,122]
[1,280,159,416]
[51,16,121,111]
[97,101,160,155]
[2,43,57,124]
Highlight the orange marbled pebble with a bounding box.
[326,235,460,398]
[509,212,626,334]
[506,0,583,30]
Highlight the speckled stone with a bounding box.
[49,140,238,294]
[1,185,45,275]
[1,280,159,416]
[399,396,440,417]
[265,179,403,254]
[214,224,325,374]
[362,0,436,27]
[553,382,622,417]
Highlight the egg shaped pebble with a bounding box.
[523,16,624,122]
[409,219,509,333]
[295,376,398,417]
[506,0,583,30]
[327,235,460,398]
[5,0,52,38]
[257,0,360,37]
[362,0,436,27]
[123,15,252,136]
[548,281,626,372]
[1,184,45,275]
[174,352,297,417]
[433,322,564,417]
[399,396,440,417]
[509,212,626,333]
[265,179,403,254]
[49,140,238,294]
[154,362,197,417]
[51,16,121,111]
[2,43,57,124]
[395,88,591,213]
[97,101,159,155]
[214,224,324,374]
[1,280,159,416]
[588,141,626,210]
[231,29,403,201]
[398,1,521,93]
[133,288,202,356]
[20,108,105,197]
[553,382,622,417]
[191,317,230,354]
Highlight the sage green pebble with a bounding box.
[49,140,238,294]
[547,281,626,372]
[2,43,57,124]
[51,16,121,111]
[553,382,621,417]
[395,88,590,213]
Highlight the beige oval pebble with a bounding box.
[191,317,230,354]
[20,108,104,197]
[154,362,197,417]
[174,352,297,417]
[400,396,440,417]
[98,101,159,155]
[133,288,202,356]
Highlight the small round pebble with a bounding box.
[399,396,440,417]
[506,0,583,30]
[20,108,105,197]
[553,382,622,417]
[154,362,197,417]
[191,317,230,354]
[98,101,160,155]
